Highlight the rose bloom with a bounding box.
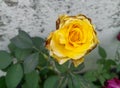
[117,32,120,41]
[46,14,99,67]
[103,78,120,88]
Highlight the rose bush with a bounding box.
[1,13,120,88]
[46,14,99,67]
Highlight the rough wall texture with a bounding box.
[0,0,120,71]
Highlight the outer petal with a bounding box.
[50,52,70,65]
[73,58,84,67]
[45,32,54,50]
[56,14,69,29]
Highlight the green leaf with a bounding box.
[108,73,117,79]
[22,83,29,88]
[23,53,39,73]
[99,76,105,86]
[98,46,107,58]
[44,76,59,88]
[5,64,23,88]
[32,37,44,49]
[83,71,97,82]
[11,30,33,49]
[2,63,13,72]
[97,65,104,73]
[117,64,120,72]
[8,42,33,61]
[25,70,39,88]
[68,77,74,88]
[79,76,97,88]
[71,75,85,88]
[39,68,49,76]
[0,51,12,69]
[32,37,48,55]
[106,59,116,65]
[8,43,17,55]
[0,76,7,88]
[103,59,116,70]
[39,53,48,67]
[102,73,111,79]
[15,48,32,61]
[55,61,69,73]
[22,83,40,88]
[70,74,96,88]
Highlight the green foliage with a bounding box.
[44,76,59,88]
[14,48,32,61]
[25,70,39,88]
[5,64,23,88]
[39,53,48,67]
[32,37,48,54]
[69,74,96,88]
[55,61,69,73]
[0,51,12,69]
[97,59,116,71]
[55,60,85,74]
[23,53,39,73]
[116,64,120,72]
[84,46,118,87]
[0,76,7,88]
[71,63,85,72]
[0,30,48,88]
[98,46,107,58]
[11,30,33,49]
[57,76,68,88]
[83,71,97,82]
[1,30,120,88]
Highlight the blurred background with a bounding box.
[0,0,120,75]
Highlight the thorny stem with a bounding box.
[50,60,61,75]
[33,46,49,60]
[33,46,61,74]
[33,46,44,55]
[36,66,48,71]
[115,44,120,62]
[57,76,68,88]
[73,71,83,74]
[57,76,64,88]
[62,77,68,88]
[68,60,72,69]
[69,71,76,77]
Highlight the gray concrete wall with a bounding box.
[0,0,120,75]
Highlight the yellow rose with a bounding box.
[46,14,99,67]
